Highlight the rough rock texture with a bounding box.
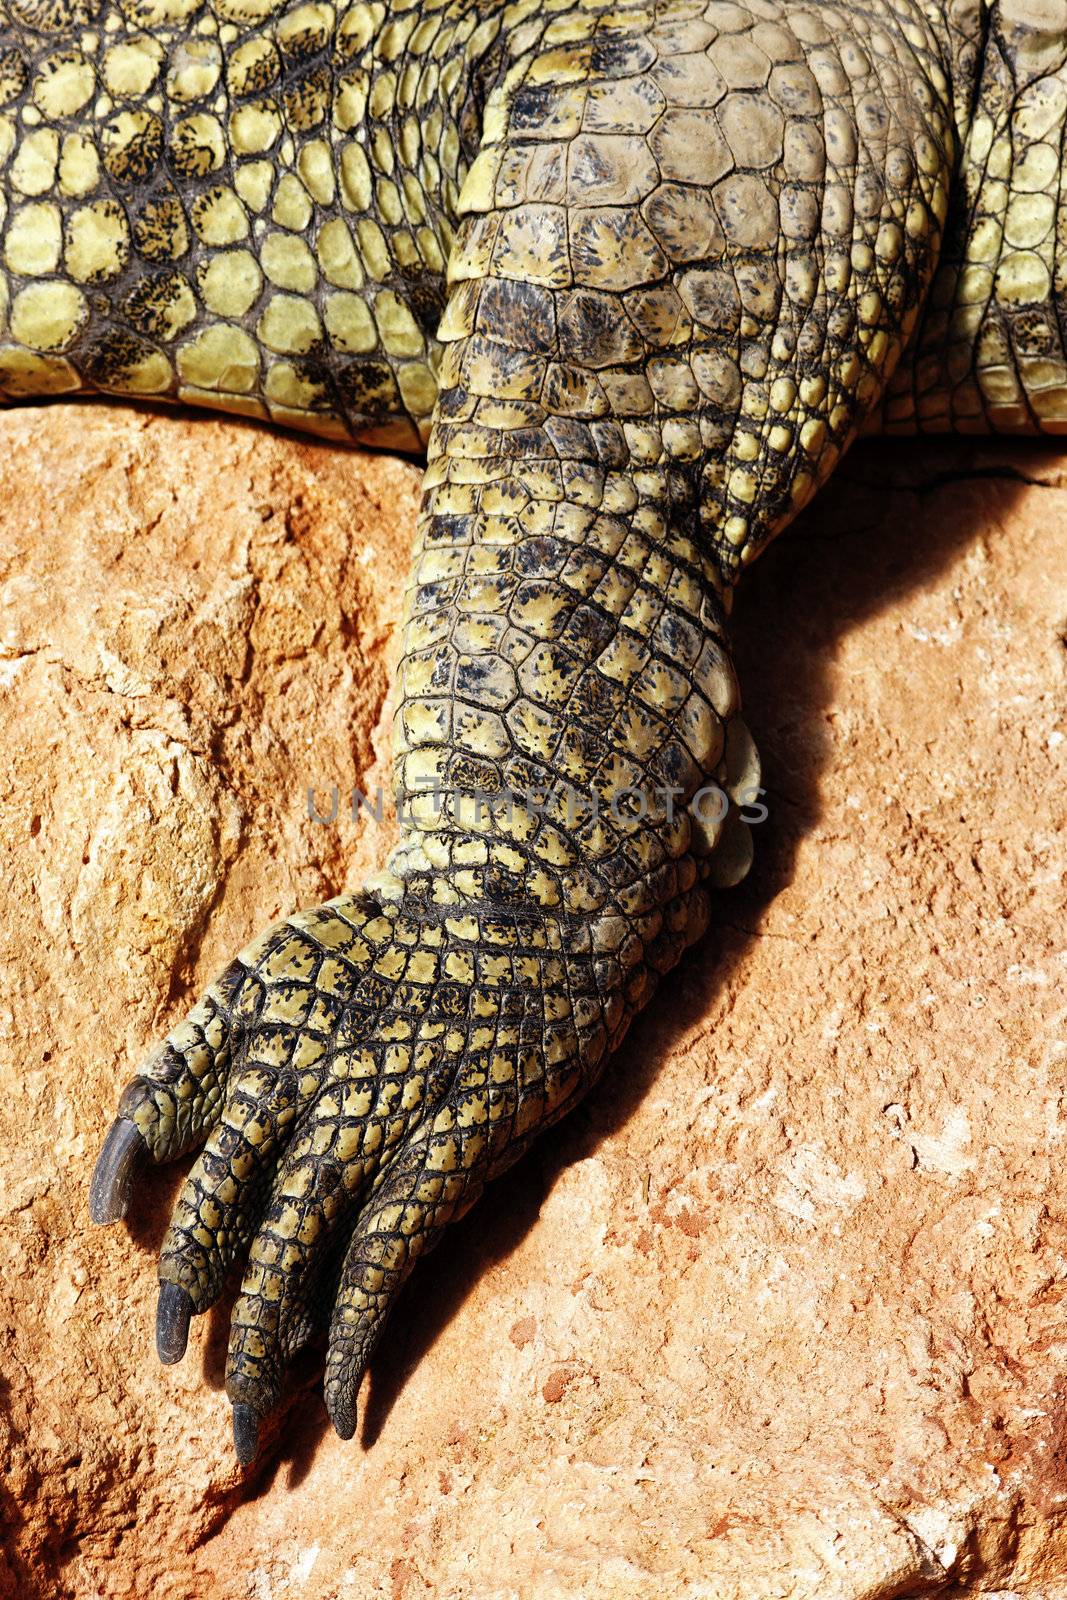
[0,404,1064,1600]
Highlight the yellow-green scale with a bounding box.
[0,0,516,443]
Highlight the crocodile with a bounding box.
[0,0,1055,1461]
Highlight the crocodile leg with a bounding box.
[78,0,972,1461]
[884,3,1067,435]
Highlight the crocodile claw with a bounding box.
[156,1281,194,1365]
[88,1117,147,1225]
[232,1403,259,1466]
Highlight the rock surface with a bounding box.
[0,403,1064,1600]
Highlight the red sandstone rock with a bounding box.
[0,406,1064,1598]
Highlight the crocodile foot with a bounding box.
[89,884,617,1459]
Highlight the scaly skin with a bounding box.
[0,0,1053,1457]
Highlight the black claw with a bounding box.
[232,1403,259,1466]
[326,1378,358,1441]
[88,1117,147,1225]
[330,1406,356,1442]
[156,1281,193,1365]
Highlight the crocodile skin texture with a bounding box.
[30,0,1055,1454]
